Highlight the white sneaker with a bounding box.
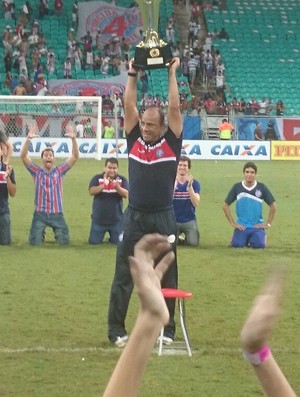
[114,335,129,348]
[157,336,174,346]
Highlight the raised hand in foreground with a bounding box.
[103,234,174,397]
[241,266,297,397]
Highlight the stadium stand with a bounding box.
[203,0,300,116]
[0,0,186,101]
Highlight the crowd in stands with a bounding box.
[0,0,286,118]
[1,0,133,95]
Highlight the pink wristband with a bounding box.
[258,345,271,361]
[243,345,271,365]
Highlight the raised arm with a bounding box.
[65,124,79,168]
[167,57,182,138]
[20,125,39,167]
[124,60,140,134]
[0,131,13,164]
[3,139,13,165]
[241,266,297,397]
[102,234,174,397]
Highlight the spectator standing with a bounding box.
[103,120,115,139]
[188,54,198,88]
[67,27,75,46]
[13,81,26,95]
[5,116,19,137]
[81,31,92,55]
[161,96,168,114]
[33,73,48,95]
[165,23,175,46]
[107,57,182,347]
[216,69,225,94]
[20,125,79,245]
[254,122,263,141]
[75,120,84,138]
[63,57,72,78]
[19,68,28,84]
[4,52,12,73]
[72,0,78,28]
[139,70,148,94]
[74,45,83,71]
[84,118,94,137]
[238,98,247,114]
[0,142,16,245]
[101,54,110,75]
[3,25,14,53]
[84,48,94,70]
[276,100,285,116]
[88,157,128,245]
[22,1,33,24]
[266,98,274,115]
[95,29,103,51]
[18,50,27,76]
[153,94,161,107]
[38,0,48,18]
[219,118,234,140]
[54,0,63,15]
[218,27,229,40]
[10,75,19,93]
[264,121,278,141]
[173,155,200,246]
[258,97,267,115]
[3,0,12,19]
[223,161,276,249]
[115,93,124,118]
[47,53,55,74]
[204,95,216,114]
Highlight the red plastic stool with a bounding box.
[158,288,193,356]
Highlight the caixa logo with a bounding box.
[211,144,267,157]
[102,142,128,155]
[181,143,268,158]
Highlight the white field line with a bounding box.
[0,346,300,355]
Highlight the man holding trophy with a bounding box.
[107,46,182,345]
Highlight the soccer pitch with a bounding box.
[1,158,300,397]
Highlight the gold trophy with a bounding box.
[134,0,173,69]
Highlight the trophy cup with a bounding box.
[134,0,173,69]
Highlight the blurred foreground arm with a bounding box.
[102,234,174,397]
[241,267,297,397]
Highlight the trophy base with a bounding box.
[134,44,173,70]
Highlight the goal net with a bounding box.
[0,95,103,159]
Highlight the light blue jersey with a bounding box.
[225,181,275,227]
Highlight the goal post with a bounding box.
[0,95,103,160]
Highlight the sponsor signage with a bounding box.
[271,141,300,160]
[10,139,271,160]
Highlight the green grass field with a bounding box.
[1,158,300,397]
